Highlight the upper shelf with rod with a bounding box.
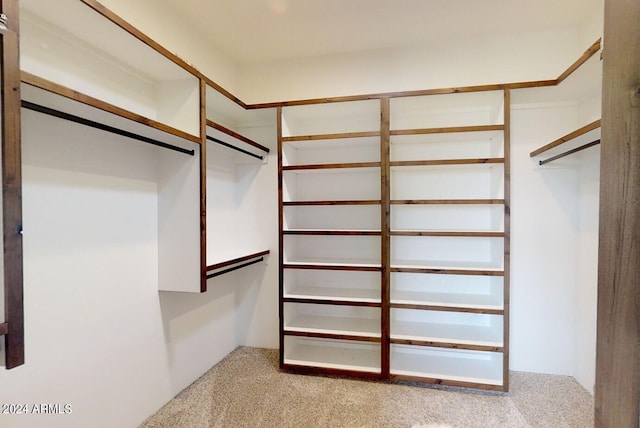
[20,0,201,139]
[529,120,601,165]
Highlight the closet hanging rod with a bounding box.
[206,135,264,160]
[206,257,264,279]
[21,101,195,156]
[539,139,601,165]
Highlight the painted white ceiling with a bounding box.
[160,0,601,65]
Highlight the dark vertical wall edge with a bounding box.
[1,0,24,369]
[595,0,640,425]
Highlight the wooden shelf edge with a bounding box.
[206,250,270,272]
[284,229,381,236]
[284,263,381,272]
[284,330,382,342]
[284,200,381,206]
[530,119,601,157]
[390,338,503,353]
[283,161,380,171]
[390,158,504,167]
[390,266,504,276]
[391,124,504,136]
[207,119,269,154]
[281,363,382,378]
[0,322,8,336]
[282,130,380,142]
[390,230,504,238]
[390,302,504,315]
[21,71,201,144]
[391,199,504,205]
[284,296,382,307]
[389,374,505,391]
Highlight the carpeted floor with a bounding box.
[139,347,594,428]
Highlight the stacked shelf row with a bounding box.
[279,91,510,389]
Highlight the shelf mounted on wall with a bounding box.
[530,119,601,166]
[206,250,270,279]
[206,120,270,161]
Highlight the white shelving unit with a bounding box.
[204,85,273,283]
[19,0,203,294]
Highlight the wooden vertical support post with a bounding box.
[380,97,390,377]
[277,106,285,368]
[595,0,640,425]
[1,0,24,369]
[502,88,511,391]
[199,80,208,292]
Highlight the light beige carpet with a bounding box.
[139,347,593,428]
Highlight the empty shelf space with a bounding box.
[391,290,503,314]
[390,124,505,136]
[391,261,503,277]
[390,345,503,387]
[284,286,381,305]
[391,320,503,350]
[206,250,270,279]
[390,230,503,238]
[284,337,381,373]
[285,315,380,338]
[284,229,381,236]
[207,120,269,161]
[529,120,601,159]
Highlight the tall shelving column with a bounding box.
[279,99,384,377]
[387,89,510,391]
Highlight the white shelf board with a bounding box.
[284,228,381,233]
[285,259,382,270]
[284,338,381,373]
[285,286,381,304]
[391,320,503,347]
[391,290,503,310]
[286,315,380,337]
[391,259,503,272]
[206,249,269,270]
[206,125,268,164]
[390,346,503,385]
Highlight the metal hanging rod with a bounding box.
[206,135,264,160]
[206,257,264,279]
[539,139,601,165]
[21,101,195,156]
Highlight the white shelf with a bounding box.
[284,337,381,373]
[285,286,381,304]
[390,345,503,385]
[284,258,382,270]
[391,290,503,311]
[285,315,380,337]
[391,319,503,347]
[206,124,269,164]
[20,0,200,137]
[390,130,504,162]
[282,99,380,137]
[391,259,503,274]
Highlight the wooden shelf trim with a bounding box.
[284,229,381,236]
[391,266,504,276]
[284,330,382,342]
[284,296,381,307]
[0,322,8,336]
[389,373,505,391]
[21,71,201,144]
[390,230,504,238]
[284,200,381,206]
[282,130,380,142]
[391,199,504,205]
[530,120,601,157]
[284,263,381,272]
[206,250,270,279]
[538,139,601,165]
[390,302,503,315]
[207,120,270,155]
[390,158,504,167]
[391,124,504,136]
[390,338,503,353]
[283,161,381,171]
